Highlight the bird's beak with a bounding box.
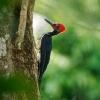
[44,19,54,26]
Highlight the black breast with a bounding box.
[41,34,52,51]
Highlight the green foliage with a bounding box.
[0,0,8,10]
[0,74,35,93]
[0,75,26,92]
[0,74,37,100]
[34,0,100,100]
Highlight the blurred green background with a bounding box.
[34,0,100,100]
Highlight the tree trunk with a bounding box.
[0,0,40,100]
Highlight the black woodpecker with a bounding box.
[38,19,66,83]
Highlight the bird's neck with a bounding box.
[47,30,58,36]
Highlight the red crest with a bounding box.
[57,23,66,33]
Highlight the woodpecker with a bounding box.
[37,19,66,83]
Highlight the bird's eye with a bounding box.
[52,24,60,32]
[56,25,59,30]
[56,24,58,26]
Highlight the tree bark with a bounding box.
[0,0,40,100]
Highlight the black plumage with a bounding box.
[38,30,58,83]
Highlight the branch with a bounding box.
[16,0,29,50]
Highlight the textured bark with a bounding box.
[0,0,40,100]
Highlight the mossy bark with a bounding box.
[0,0,40,100]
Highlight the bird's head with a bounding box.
[45,19,66,34]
